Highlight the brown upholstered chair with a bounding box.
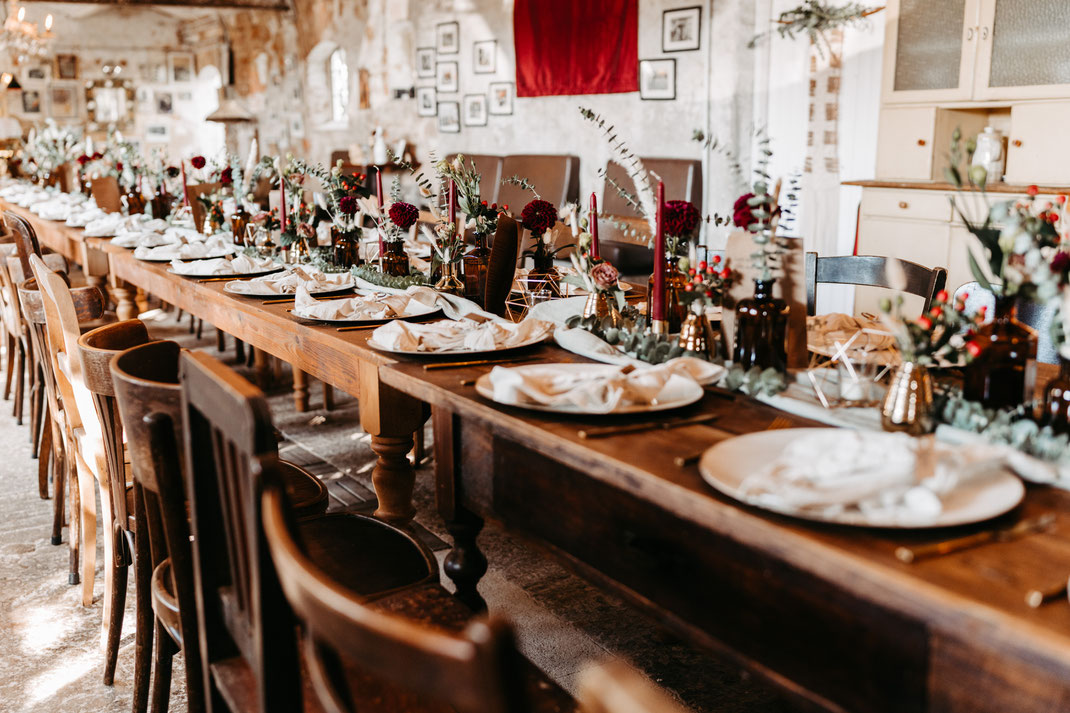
[598,158,703,274]
[498,154,580,211]
[803,252,948,316]
[448,153,505,205]
[177,350,442,712]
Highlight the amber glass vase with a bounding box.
[645,256,689,333]
[123,189,146,216]
[733,279,788,371]
[963,296,1037,409]
[381,240,409,277]
[463,232,491,306]
[230,205,251,247]
[151,187,173,220]
[331,226,362,268]
[1042,355,1070,434]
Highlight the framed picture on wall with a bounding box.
[26,63,49,81]
[639,59,676,100]
[662,6,702,52]
[438,101,460,133]
[145,124,170,143]
[436,21,460,54]
[54,54,78,80]
[435,61,458,93]
[488,81,514,115]
[155,91,174,114]
[463,94,487,126]
[416,86,437,117]
[50,84,77,118]
[21,89,41,114]
[169,53,194,82]
[473,40,496,74]
[416,47,435,78]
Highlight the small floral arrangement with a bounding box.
[879,283,974,366]
[520,199,572,272]
[430,220,464,267]
[736,176,788,282]
[434,153,504,237]
[980,187,1063,302]
[664,199,701,257]
[682,256,734,307]
[25,120,82,174]
[565,230,626,306]
[389,201,419,231]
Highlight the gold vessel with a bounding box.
[880,361,934,435]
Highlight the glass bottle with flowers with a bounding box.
[878,280,975,434]
[521,199,570,297]
[382,199,419,276]
[679,256,734,359]
[289,157,369,268]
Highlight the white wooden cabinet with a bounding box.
[883,0,1070,104]
[1004,102,1070,185]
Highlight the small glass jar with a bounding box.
[230,205,251,247]
[381,240,409,277]
[331,226,362,269]
[963,296,1038,409]
[733,278,788,372]
[462,231,492,307]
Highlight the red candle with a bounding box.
[279,172,287,232]
[180,161,189,207]
[652,181,665,323]
[448,179,457,230]
[375,167,384,259]
[589,192,600,259]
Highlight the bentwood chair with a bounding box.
[112,342,331,713]
[78,319,154,686]
[804,252,948,317]
[178,350,463,713]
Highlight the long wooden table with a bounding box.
[7,198,1070,711]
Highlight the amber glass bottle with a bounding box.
[963,297,1037,409]
[1043,356,1070,434]
[733,279,788,371]
[645,256,689,333]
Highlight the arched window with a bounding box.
[329,48,349,123]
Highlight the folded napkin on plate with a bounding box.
[226,266,352,295]
[371,316,553,352]
[113,230,175,249]
[487,358,719,413]
[67,208,106,227]
[553,326,642,367]
[807,313,897,354]
[737,430,1008,523]
[292,285,427,320]
[134,236,237,261]
[84,214,125,237]
[170,253,276,276]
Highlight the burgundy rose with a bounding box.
[190,155,206,170]
[92,152,103,160]
[297,222,315,240]
[663,200,700,238]
[590,261,620,290]
[389,201,419,229]
[116,162,123,172]
[339,195,359,216]
[219,166,233,185]
[521,199,557,235]
[1052,250,1070,274]
[732,193,756,229]
[76,154,90,166]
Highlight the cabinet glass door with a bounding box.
[976,0,1070,99]
[883,0,977,102]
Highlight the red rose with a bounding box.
[297,222,315,240]
[190,156,206,170]
[663,200,700,238]
[388,201,419,229]
[1052,251,1070,274]
[76,154,90,166]
[732,193,756,229]
[590,261,619,290]
[116,162,123,172]
[339,195,359,216]
[219,166,233,185]
[520,199,557,235]
[916,315,933,330]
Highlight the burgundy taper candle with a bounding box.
[589,192,600,259]
[375,167,384,258]
[448,179,457,230]
[652,181,666,323]
[279,172,287,232]
[181,161,189,207]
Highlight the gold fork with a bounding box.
[767,415,794,430]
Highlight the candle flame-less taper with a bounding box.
[651,180,666,327]
[589,192,600,259]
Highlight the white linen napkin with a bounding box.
[487,358,719,413]
[807,313,897,356]
[169,253,276,276]
[291,286,424,320]
[225,266,353,295]
[84,214,125,237]
[371,317,553,352]
[134,235,238,261]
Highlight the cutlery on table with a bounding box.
[422,356,540,371]
[895,513,1056,564]
[1026,578,1068,608]
[578,414,720,440]
[262,294,354,305]
[335,324,380,332]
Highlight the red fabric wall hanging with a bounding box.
[514,0,638,98]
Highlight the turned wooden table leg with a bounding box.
[252,348,272,389]
[358,361,427,525]
[433,407,488,611]
[109,279,138,321]
[292,367,309,413]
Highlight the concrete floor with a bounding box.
[0,309,798,713]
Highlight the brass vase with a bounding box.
[678,310,716,360]
[435,260,464,296]
[880,361,934,435]
[582,291,622,328]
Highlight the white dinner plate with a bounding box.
[474,363,704,415]
[366,330,548,356]
[699,428,1025,529]
[167,265,284,280]
[135,246,239,262]
[223,276,356,298]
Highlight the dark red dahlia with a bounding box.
[190,155,206,170]
[116,162,123,172]
[339,195,359,216]
[219,166,233,185]
[166,166,181,178]
[663,200,700,238]
[1051,250,1070,275]
[732,193,756,229]
[521,199,557,235]
[92,152,104,160]
[76,154,90,166]
[389,201,419,229]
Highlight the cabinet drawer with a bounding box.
[861,189,952,222]
[875,107,936,180]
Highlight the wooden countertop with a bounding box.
[845,179,1070,195]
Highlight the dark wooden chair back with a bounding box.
[804,252,948,316]
[448,154,504,205]
[4,210,43,279]
[484,214,520,317]
[262,485,529,713]
[498,154,579,211]
[77,320,152,561]
[178,349,301,713]
[110,339,206,710]
[188,182,223,233]
[91,176,123,213]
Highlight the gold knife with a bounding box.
[579,414,720,440]
[895,513,1056,564]
[423,356,539,370]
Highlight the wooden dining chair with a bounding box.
[78,319,154,686]
[178,350,459,713]
[804,252,948,316]
[485,214,520,317]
